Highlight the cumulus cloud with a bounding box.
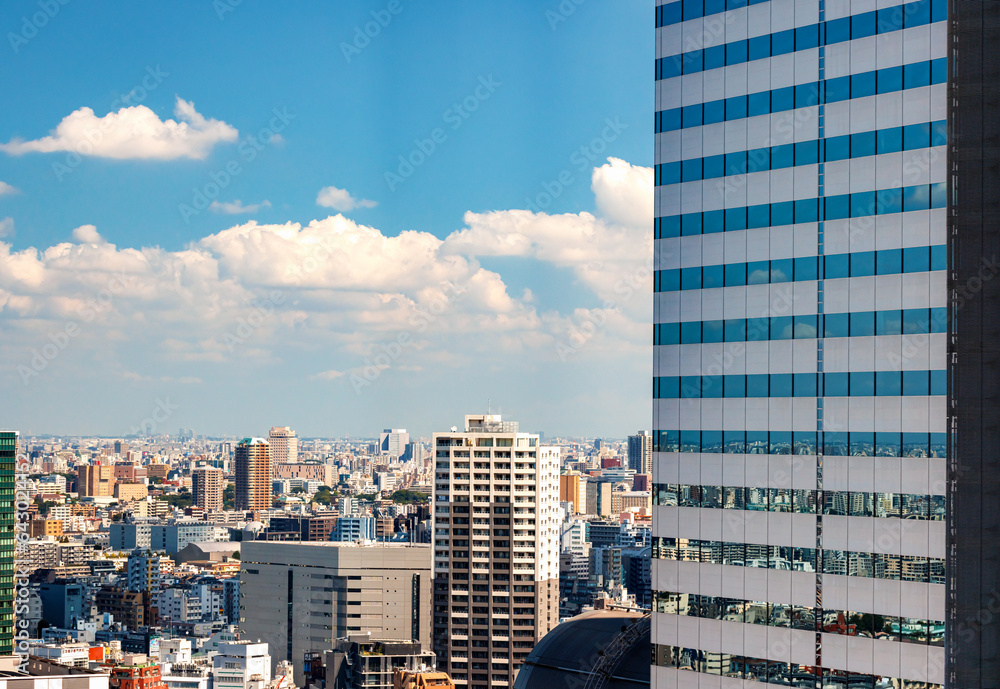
[72,225,104,244]
[210,200,272,215]
[0,218,12,239]
[311,369,345,381]
[0,97,238,160]
[0,182,18,196]
[316,186,377,211]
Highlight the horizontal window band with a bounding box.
[657,0,943,77]
[655,307,947,345]
[655,58,945,132]
[651,430,947,457]
[655,0,944,29]
[653,484,944,518]
[655,244,945,290]
[654,370,945,398]
[655,120,945,185]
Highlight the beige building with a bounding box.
[610,490,651,515]
[235,438,271,511]
[239,541,432,686]
[192,466,224,511]
[268,426,298,465]
[558,472,587,515]
[29,519,63,538]
[114,483,148,502]
[274,462,332,486]
[78,464,115,497]
[432,414,560,688]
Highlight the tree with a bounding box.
[232,551,240,560]
[223,484,235,510]
[390,489,430,505]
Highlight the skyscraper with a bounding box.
[379,428,410,458]
[627,430,653,474]
[432,414,560,688]
[268,426,298,465]
[653,0,950,685]
[0,432,16,655]
[235,438,271,512]
[192,466,224,511]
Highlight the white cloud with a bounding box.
[210,200,272,215]
[0,182,18,196]
[311,369,345,381]
[71,224,104,244]
[0,97,238,160]
[591,156,654,228]
[0,218,12,239]
[316,186,377,211]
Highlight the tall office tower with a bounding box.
[191,466,224,511]
[78,463,116,497]
[432,414,560,688]
[0,433,16,655]
[653,0,950,685]
[268,426,298,465]
[239,541,432,686]
[627,430,654,474]
[559,471,588,515]
[235,438,271,512]
[379,429,410,458]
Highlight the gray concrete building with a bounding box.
[238,541,432,685]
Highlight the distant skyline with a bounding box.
[0,1,652,437]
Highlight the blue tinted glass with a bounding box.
[659,163,679,185]
[679,430,700,451]
[851,191,876,217]
[724,318,747,342]
[683,0,703,20]
[824,312,849,337]
[724,430,746,453]
[771,374,793,397]
[902,370,929,396]
[703,209,725,234]
[825,254,850,279]
[876,188,903,215]
[852,70,877,98]
[794,140,819,165]
[825,135,850,161]
[877,5,905,32]
[681,213,702,236]
[703,155,725,179]
[660,2,682,25]
[705,0,726,16]
[903,184,931,211]
[794,315,819,338]
[725,262,747,287]
[931,244,946,270]
[771,316,794,340]
[825,76,851,103]
[904,122,932,150]
[825,373,849,397]
[747,147,770,174]
[795,82,820,108]
[726,95,747,120]
[771,86,794,113]
[680,321,701,344]
[930,307,947,333]
[659,377,679,398]
[907,0,932,26]
[725,207,747,231]
[659,322,680,345]
[901,431,928,456]
[876,371,902,396]
[878,65,904,93]
[680,376,701,398]
[930,370,946,395]
[747,260,770,285]
[727,39,749,65]
[746,375,769,397]
[658,216,680,239]
[726,151,748,176]
[850,372,875,396]
[771,143,795,169]
[876,310,902,336]
[660,108,681,132]
[747,204,770,229]
[825,194,850,220]
[877,126,903,154]
[659,429,680,452]
[823,431,849,455]
[702,431,724,454]
[931,0,946,21]
[931,120,947,146]
[794,373,818,396]
[748,91,770,117]
[903,246,930,272]
[681,266,702,290]
[795,198,819,222]
[877,248,902,275]
[826,17,851,43]
[771,201,794,226]
[852,11,877,38]
[852,130,877,158]
[660,58,682,80]
[772,29,795,55]
[851,251,877,277]
[703,376,723,398]
[770,259,794,283]
[746,317,769,341]
[725,375,746,397]
[903,308,931,333]
[662,269,680,291]
[794,256,819,281]
[682,104,703,128]
[704,45,726,71]
[851,311,876,336]
[932,58,946,84]
[931,182,947,209]
[748,35,771,61]
[703,264,725,289]
[683,50,703,75]
[703,320,724,343]
[681,158,702,182]
[795,23,820,50]
[876,432,901,457]
[704,99,726,125]
[850,432,875,455]
[904,61,931,90]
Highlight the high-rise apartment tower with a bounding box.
[192,466,224,511]
[235,438,271,512]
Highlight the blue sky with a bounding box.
[0,0,654,438]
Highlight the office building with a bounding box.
[78,463,115,497]
[558,472,587,515]
[268,426,298,465]
[274,462,333,486]
[379,429,410,459]
[0,432,15,655]
[127,550,169,592]
[239,541,432,686]
[329,517,376,542]
[268,515,338,542]
[211,642,270,689]
[235,438,271,512]
[627,431,653,475]
[652,0,952,684]
[585,480,613,517]
[432,414,561,687]
[191,467,224,511]
[303,635,439,689]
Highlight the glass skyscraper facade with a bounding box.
[0,432,16,656]
[651,0,952,685]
